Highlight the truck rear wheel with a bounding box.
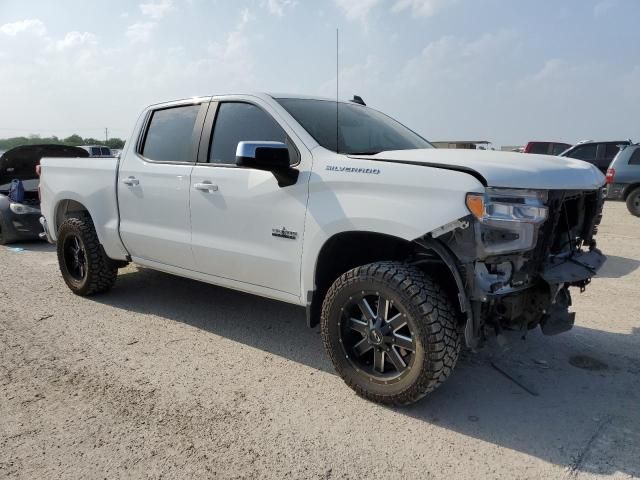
[626,188,640,217]
[321,261,461,406]
[56,216,117,296]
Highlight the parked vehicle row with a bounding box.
[0,145,89,245]
[37,93,606,405]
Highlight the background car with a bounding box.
[606,144,640,216]
[77,145,113,157]
[0,144,89,244]
[523,141,571,156]
[559,139,632,174]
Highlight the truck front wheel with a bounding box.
[321,261,461,406]
[56,216,117,296]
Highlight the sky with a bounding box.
[0,0,639,147]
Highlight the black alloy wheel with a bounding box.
[321,261,462,406]
[63,234,88,282]
[339,292,416,383]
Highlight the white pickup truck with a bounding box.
[39,93,606,405]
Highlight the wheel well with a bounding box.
[307,232,464,328]
[624,183,640,200]
[54,199,90,235]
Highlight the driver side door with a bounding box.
[189,100,310,297]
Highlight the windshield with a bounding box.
[276,98,432,155]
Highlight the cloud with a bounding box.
[0,19,46,36]
[593,0,615,17]
[140,0,174,19]
[334,0,381,21]
[391,0,455,17]
[262,0,297,16]
[53,31,97,51]
[126,22,156,43]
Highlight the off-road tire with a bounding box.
[57,216,117,295]
[626,188,640,217]
[321,261,461,406]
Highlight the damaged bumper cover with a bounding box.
[421,188,606,348]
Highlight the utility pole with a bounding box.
[105,128,108,143]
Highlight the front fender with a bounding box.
[300,150,484,296]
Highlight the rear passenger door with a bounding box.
[118,100,208,269]
[189,99,309,296]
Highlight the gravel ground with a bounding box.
[1,202,639,479]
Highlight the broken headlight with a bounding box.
[466,188,548,255]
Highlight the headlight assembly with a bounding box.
[465,188,549,255]
[466,188,548,224]
[9,203,40,215]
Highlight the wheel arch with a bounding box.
[54,198,91,235]
[306,230,468,329]
[623,183,640,200]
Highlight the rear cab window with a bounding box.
[629,148,640,166]
[141,104,201,162]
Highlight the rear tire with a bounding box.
[626,188,640,217]
[321,261,461,406]
[56,216,117,295]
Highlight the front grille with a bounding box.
[531,189,603,269]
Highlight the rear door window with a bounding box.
[567,144,597,162]
[142,104,201,162]
[91,147,102,156]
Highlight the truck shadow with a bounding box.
[596,254,640,278]
[92,266,640,477]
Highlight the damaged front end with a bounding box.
[418,187,606,349]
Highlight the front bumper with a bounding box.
[0,211,43,242]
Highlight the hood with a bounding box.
[348,149,605,190]
[0,144,89,186]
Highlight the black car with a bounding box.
[0,144,89,245]
[559,140,632,174]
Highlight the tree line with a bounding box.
[0,134,126,151]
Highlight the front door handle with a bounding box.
[194,182,218,192]
[122,176,139,186]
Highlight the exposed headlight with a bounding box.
[9,203,40,215]
[466,188,548,224]
[465,189,548,256]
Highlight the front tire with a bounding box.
[321,261,461,406]
[626,188,640,217]
[56,216,117,295]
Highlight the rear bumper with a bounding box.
[606,183,625,201]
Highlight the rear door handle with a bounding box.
[194,182,218,192]
[122,176,139,186]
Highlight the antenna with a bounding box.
[336,28,339,155]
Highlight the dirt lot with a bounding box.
[1,202,639,479]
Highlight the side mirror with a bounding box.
[235,141,290,171]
